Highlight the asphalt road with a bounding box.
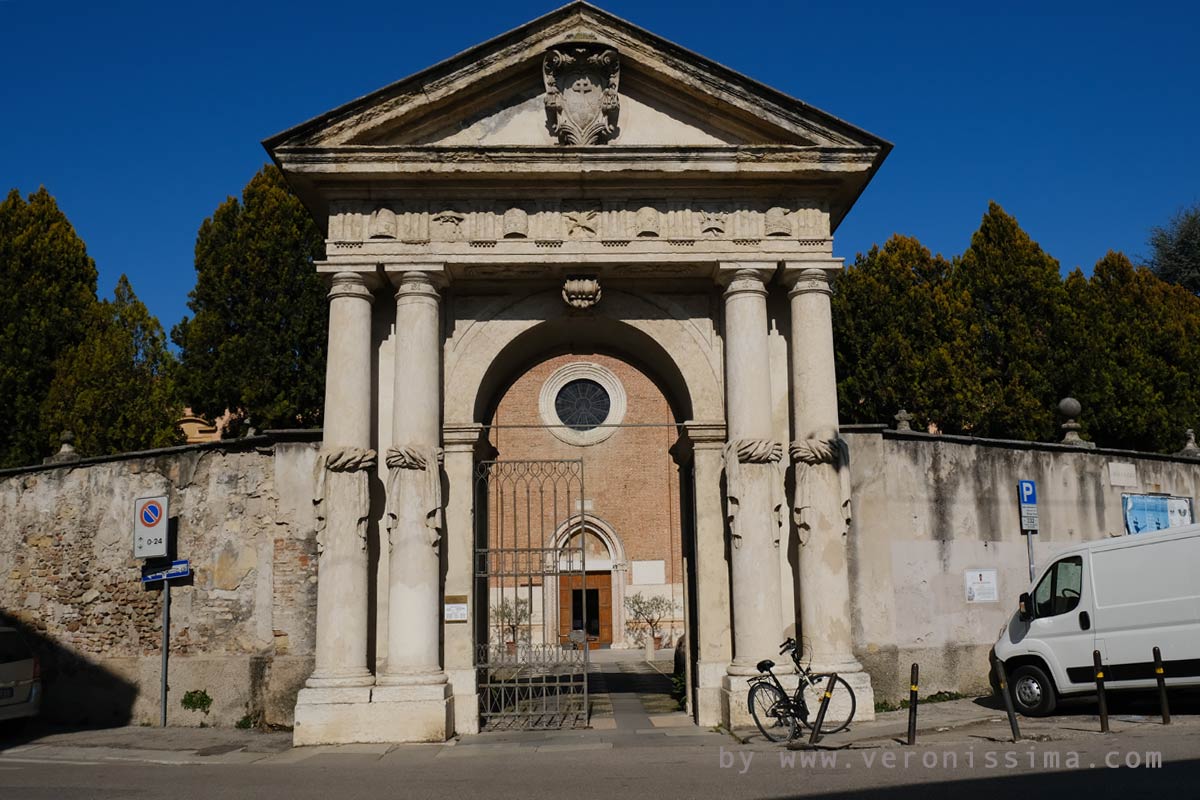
[1,723,1197,800]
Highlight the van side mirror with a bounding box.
[1018,592,1034,622]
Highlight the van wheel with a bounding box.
[1009,664,1057,716]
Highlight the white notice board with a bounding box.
[964,569,999,603]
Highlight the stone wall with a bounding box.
[0,435,321,728]
[7,421,1199,726]
[844,426,1200,703]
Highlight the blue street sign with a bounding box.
[1018,480,1037,507]
[141,559,191,584]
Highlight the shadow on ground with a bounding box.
[1,610,139,749]
[972,688,1200,718]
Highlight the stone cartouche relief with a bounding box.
[543,44,620,145]
[327,200,830,245]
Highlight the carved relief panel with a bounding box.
[327,199,830,244]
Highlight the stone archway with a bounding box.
[274,2,887,745]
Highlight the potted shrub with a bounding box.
[624,593,675,652]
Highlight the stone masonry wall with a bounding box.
[845,427,1200,704]
[0,437,320,728]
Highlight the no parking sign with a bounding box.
[134,495,169,558]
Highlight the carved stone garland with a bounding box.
[313,447,377,554]
[544,44,620,145]
[385,444,444,552]
[721,438,783,549]
[790,437,853,541]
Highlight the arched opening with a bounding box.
[469,314,699,728]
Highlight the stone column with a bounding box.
[372,269,452,741]
[719,266,788,724]
[786,263,874,718]
[293,271,376,745]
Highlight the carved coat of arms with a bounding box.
[544,44,620,145]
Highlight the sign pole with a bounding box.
[1026,533,1035,583]
[161,579,170,727]
[1017,480,1039,584]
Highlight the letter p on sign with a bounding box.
[1018,480,1037,506]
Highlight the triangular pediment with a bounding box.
[264,2,888,152]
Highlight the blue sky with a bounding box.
[3,1,1197,332]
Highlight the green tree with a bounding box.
[1063,252,1200,452]
[833,235,981,433]
[1145,202,1200,294]
[173,166,327,432]
[41,275,183,456]
[0,187,98,467]
[951,202,1069,440]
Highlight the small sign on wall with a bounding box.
[630,560,666,585]
[964,569,999,603]
[444,594,469,623]
[1108,462,1138,487]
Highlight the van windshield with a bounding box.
[1033,556,1083,617]
[0,630,33,664]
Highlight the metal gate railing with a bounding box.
[474,459,589,730]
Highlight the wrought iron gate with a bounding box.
[474,459,589,730]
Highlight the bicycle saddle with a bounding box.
[756,659,774,673]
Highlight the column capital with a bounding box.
[386,263,445,282]
[782,258,843,297]
[328,271,375,303]
[681,420,728,451]
[716,262,774,295]
[785,267,834,298]
[442,422,492,457]
[393,269,446,303]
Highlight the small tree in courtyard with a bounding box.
[492,597,531,650]
[624,593,675,646]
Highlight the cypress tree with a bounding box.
[173,165,327,433]
[0,187,98,467]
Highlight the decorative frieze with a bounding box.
[327,199,830,245]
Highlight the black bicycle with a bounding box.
[747,638,856,742]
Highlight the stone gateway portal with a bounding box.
[265,1,890,745]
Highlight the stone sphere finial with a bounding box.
[1179,428,1200,456]
[43,430,80,464]
[1058,397,1094,448]
[893,408,913,432]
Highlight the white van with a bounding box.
[993,524,1200,715]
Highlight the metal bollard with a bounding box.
[1153,647,1171,725]
[1093,650,1109,733]
[906,663,919,746]
[808,673,839,745]
[991,654,1022,743]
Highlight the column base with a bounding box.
[721,671,799,730]
[447,668,480,736]
[303,670,374,689]
[835,669,875,722]
[694,660,727,728]
[719,668,875,731]
[292,683,453,745]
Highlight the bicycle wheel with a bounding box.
[748,682,797,742]
[796,674,856,734]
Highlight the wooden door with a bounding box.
[560,572,613,649]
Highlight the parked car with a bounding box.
[0,626,41,724]
[992,524,1200,715]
